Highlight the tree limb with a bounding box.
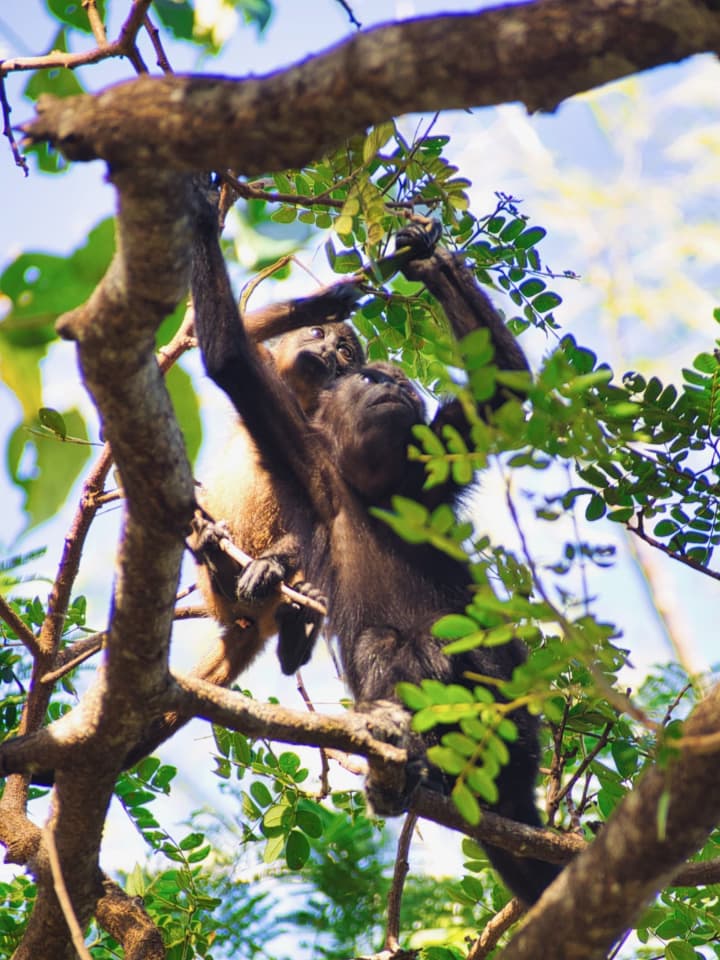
[21,1,720,174]
[498,682,720,960]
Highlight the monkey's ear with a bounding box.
[394,218,442,260]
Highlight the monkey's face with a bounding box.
[275,322,363,414]
[316,362,426,501]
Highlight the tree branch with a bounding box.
[22,1,720,174]
[498,682,720,960]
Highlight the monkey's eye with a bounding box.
[338,344,355,361]
[309,327,324,339]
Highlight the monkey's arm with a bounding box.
[243,280,363,342]
[190,186,320,506]
[397,227,529,376]
[190,181,363,344]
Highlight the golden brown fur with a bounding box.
[190,307,364,672]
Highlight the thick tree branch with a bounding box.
[3,169,197,959]
[498,682,720,960]
[95,877,165,960]
[22,1,720,174]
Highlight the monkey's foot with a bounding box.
[275,580,327,675]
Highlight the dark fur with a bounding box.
[193,214,560,904]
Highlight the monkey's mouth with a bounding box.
[369,393,414,412]
[297,350,332,378]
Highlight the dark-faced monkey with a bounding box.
[193,215,561,905]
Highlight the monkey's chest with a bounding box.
[321,507,467,637]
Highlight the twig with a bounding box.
[662,682,693,727]
[551,722,613,812]
[213,525,327,616]
[0,594,42,658]
[384,812,417,951]
[45,826,94,960]
[0,0,152,76]
[627,519,720,583]
[175,581,198,602]
[0,73,28,174]
[142,14,173,74]
[173,604,207,620]
[296,670,331,795]
[334,0,362,28]
[40,632,107,683]
[545,700,570,826]
[466,898,525,960]
[222,169,413,213]
[82,0,108,45]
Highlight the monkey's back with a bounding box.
[194,418,299,641]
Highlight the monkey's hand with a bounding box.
[275,580,328,675]
[394,218,442,262]
[354,700,446,816]
[298,278,365,321]
[235,556,287,603]
[188,515,243,602]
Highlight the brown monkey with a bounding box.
[194,217,561,905]
[190,312,364,667]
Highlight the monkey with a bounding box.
[189,312,365,672]
[186,183,365,677]
[192,210,562,906]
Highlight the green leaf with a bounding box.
[285,829,310,870]
[611,740,639,779]
[432,614,477,639]
[451,781,481,825]
[164,364,202,466]
[1,218,115,339]
[693,352,719,374]
[533,292,563,313]
[153,0,194,39]
[263,833,285,864]
[296,809,323,839]
[45,0,106,33]
[237,0,274,33]
[499,218,526,242]
[178,832,204,850]
[515,226,547,249]
[250,781,273,808]
[519,278,546,297]
[666,942,702,960]
[585,494,606,521]
[263,803,291,833]
[465,767,499,804]
[396,682,431,710]
[442,732,477,757]
[38,407,67,440]
[8,409,91,532]
[427,745,465,776]
[363,122,395,163]
[442,632,488,655]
